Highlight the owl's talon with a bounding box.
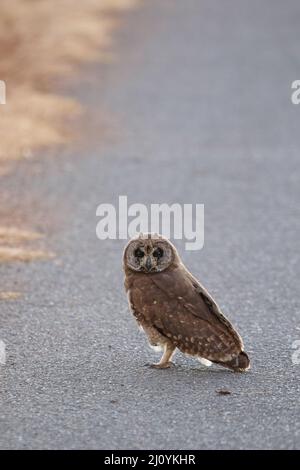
[150,361,175,369]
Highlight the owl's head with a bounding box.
[123,233,180,274]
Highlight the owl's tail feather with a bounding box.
[214,351,250,372]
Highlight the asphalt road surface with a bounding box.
[1,0,300,450]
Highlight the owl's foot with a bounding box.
[147,344,176,369]
[150,361,175,369]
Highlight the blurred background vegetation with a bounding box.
[0,0,137,164]
[0,0,137,269]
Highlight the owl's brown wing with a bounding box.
[146,266,243,362]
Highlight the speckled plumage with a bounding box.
[123,233,250,371]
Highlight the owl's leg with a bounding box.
[150,343,176,369]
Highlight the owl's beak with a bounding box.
[145,256,152,272]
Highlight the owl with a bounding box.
[123,233,250,371]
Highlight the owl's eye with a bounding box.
[153,247,163,259]
[134,248,144,258]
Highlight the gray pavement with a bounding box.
[0,0,300,449]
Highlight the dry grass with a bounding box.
[0,0,138,162]
[0,246,55,263]
[0,227,53,263]
[0,291,22,301]
[0,227,43,244]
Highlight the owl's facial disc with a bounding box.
[125,236,175,273]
